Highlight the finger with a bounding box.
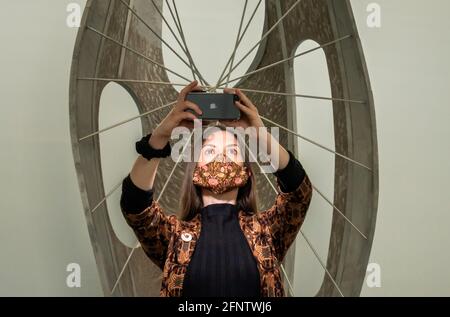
[178,100,203,116]
[178,80,198,102]
[223,87,236,94]
[192,84,205,92]
[176,111,198,123]
[235,88,257,110]
[234,100,252,115]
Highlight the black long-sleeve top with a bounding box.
[120,150,306,297]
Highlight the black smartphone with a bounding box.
[185,92,241,120]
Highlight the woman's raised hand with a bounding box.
[222,88,265,130]
[150,81,203,149]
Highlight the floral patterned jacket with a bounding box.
[121,172,313,297]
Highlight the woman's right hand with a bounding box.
[150,80,203,149]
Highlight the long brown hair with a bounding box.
[179,122,258,221]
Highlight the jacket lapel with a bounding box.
[238,210,279,296]
[176,213,202,266]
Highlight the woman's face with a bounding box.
[197,130,244,167]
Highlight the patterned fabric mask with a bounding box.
[193,160,250,195]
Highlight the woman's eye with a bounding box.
[228,148,238,155]
[204,148,215,156]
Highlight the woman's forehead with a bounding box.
[203,130,238,145]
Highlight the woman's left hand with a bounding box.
[222,88,265,129]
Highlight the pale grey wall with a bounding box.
[0,0,102,296]
[0,0,449,296]
[351,0,450,296]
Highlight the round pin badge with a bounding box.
[181,232,192,242]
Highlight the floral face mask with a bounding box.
[192,159,250,195]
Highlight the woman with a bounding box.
[120,81,313,297]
